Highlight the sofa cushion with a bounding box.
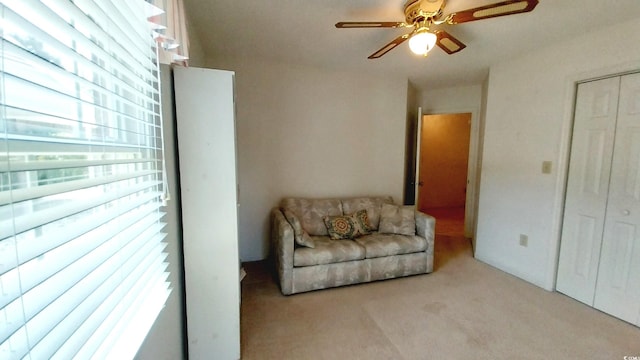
[281,208,315,248]
[323,209,372,240]
[281,198,343,236]
[294,237,366,267]
[341,196,394,231]
[379,204,416,236]
[355,233,427,259]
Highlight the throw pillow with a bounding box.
[323,215,357,240]
[378,204,416,236]
[323,210,372,240]
[351,209,373,235]
[281,208,315,248]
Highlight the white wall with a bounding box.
[475,18,640,290]
[207,57,408,261]
[419,84,483,114]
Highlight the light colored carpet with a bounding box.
[240,235,640,359]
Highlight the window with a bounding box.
[0,1,170,358]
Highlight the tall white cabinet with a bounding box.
[557,72,640,327]
[173,67,240,359]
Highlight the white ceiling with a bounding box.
[183,0,640,90]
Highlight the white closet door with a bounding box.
[594,72,640,326]
[556,77,620,305]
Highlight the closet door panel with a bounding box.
[557,77,620,305]
[594,73,640,325]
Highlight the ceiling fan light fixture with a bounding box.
[409,30,437,56]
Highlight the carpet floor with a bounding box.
[240,225,640,359]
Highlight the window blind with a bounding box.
[0,0,171,359]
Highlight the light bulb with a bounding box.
[409,30,437,56]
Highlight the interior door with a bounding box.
[593,72,640,325]
[556,77,620,305]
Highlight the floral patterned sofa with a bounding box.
[271,196,435,295]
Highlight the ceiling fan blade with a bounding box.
[435,30,466,54]
[368,33,410,59]
[448,0,539,24]
[335,21,404,29]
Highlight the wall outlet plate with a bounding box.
[519,234,528,247]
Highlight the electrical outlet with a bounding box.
[519,234,528,247]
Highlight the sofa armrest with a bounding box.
[415,211,435,254]
[271,208,295,295]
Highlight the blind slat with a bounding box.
[0,169,158,205]
[43,0,158,80]
[75,0,154,70]
[10,194,160,271]
[5,137,162,154]
[0,219,166,347]
[2,41,159,122]
[0,0,170,357]
[25,225,167,358]
[75,243,169,359]
[0,209,165,311]
[1,3,159,97]
[2,76,158,139]
[0,179,161,242]
[54,237,169,359]
[0,158,157,172]
[101,267,171,359]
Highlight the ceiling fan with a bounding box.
[335,0,539,59]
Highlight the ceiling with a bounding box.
[183,0,640,90]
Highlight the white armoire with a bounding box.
[557,72,640,327]
[173,67,240,359]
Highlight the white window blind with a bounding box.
[0,0,171,359]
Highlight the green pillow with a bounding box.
[323,209,372,240]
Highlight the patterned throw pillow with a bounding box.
[351,209,373,235]
[281,208,315,248]
[378,204,416,236]
[323,215,356,240]
[323,209,372,240]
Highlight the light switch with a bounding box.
[542,161,552,174]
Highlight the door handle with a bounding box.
[622,209,631,216]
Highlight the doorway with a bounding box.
[417,112,472,237]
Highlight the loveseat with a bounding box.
[271,196,435,295]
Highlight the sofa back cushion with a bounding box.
[280,198,343,236]
[341,196,394,231]
[379,203,416,236]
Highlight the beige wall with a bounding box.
[476,18,640,290]
[207,57,409,261]
[137,16,640,360]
